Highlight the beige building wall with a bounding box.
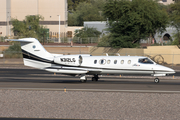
[0,26,5,37]
[0,1,7,21]
[38,0,68,37]
[66,26,84,37]
[144,46,180,65]
[11,0,68,37]
[39,0,67,21]
[89,47,144,56]
[11,0,38,20]
[0,0,11,37]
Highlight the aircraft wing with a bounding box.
[86,69,102,74]
[44,66,102,75]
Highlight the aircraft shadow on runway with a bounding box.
[0,77,180,86]
[0,68,180,85]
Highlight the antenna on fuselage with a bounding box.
[116,53,120,56]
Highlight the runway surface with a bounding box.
[0,68,180,93]
[0,118,79,120]
[1,68,180,120]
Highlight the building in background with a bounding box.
[84,21,108,35]
[158,0,174,5]
[0,0,177,41]
[0,0,72,41]
[85,21,177,45]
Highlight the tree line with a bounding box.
[11,0,180,48]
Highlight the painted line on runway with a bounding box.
[0,87,180,93]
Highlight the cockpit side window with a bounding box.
[138,58,154,64]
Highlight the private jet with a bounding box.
[7,38,175,83]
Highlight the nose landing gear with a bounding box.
[154,78,160,83]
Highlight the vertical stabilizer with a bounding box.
[9,38,53,69]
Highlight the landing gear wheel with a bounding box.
[80,79,87,83]
[80,74,87,83]
[154,78,159,83]
[92,77,96,81]
[92,74,99,81]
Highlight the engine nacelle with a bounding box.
[54,55,83,66]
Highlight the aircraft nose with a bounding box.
[164,66,175,74]
[169,67,175,74]
[154,65,175,74]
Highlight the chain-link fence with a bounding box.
[73,37,99,44]
[47,37,99,44]
[48,37,72,43]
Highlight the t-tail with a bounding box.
[8,38,54,69]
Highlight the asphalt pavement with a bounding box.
[0,68,180,93]
[1,67,180,119]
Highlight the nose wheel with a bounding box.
[154,78,160,83]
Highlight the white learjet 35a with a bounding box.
[8,38,175,83]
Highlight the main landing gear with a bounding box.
[80,74,99,82]
[154,78,160,83]
[80,74,87,83]
[92,74,99,81]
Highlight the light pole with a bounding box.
[9,14,11,37]
[7,12,9,37]
[57,15,61,43]
[7,12,11,37]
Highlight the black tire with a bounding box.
[154,78,159,83]
[92,77,96,81]
[81,79,87,83]
[80,80,84,82]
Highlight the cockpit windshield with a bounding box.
[138,58,154,64]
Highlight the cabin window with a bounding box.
[32,45,36,49]
[114,60,117,64]
[128,60,131,64]
[121,60,124,64]
[138,58,153,64]
[94,60,97,64]
[107,60,111,64]
[79,55,83,64]
[99,59,106,65]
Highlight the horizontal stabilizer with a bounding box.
[5,39,34,43]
